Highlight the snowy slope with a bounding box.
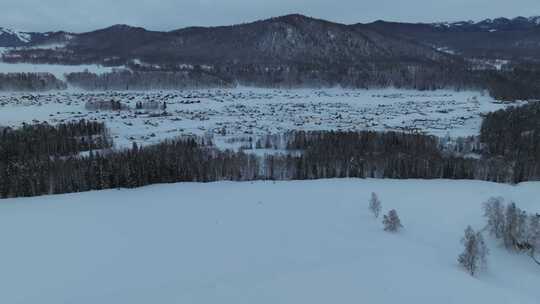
[0,179,538,303]
[0,27,32,46]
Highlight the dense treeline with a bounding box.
[2,100,540,199]
[211,63,481,91]
[65,70,232,91]
[0,120,111,160]
[0,120,112,197]
[0,137,259,198]
[60,65,540,101]
[0,127,534,199]
[480,102,540,183]
[481,102,540,158]
[1,65,540,102]
[62,65,481,92]
[257,131,523,182]
[0,73,66,91]
[0,120,111,161]
[484,64,540,101]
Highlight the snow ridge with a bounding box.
[0,27,32,43]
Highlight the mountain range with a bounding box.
[1,15,450,66]
[2,14,540,63]
[365,16,540,61]
[2,14,540,97]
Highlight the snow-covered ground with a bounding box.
[0,179,538,303]
[0,88,518,149]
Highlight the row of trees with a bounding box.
[480,102,540,183]
[3,128,476,198]
[1,107,540,198]
[65,70,231,91]
[0,73,66,91]
[483,197,540,262]
[0,120,113,198]
[0,67,539,101]
[481,102,540,159]
[0,120,111,161]
[458,197,540,277]
[0,136,260,198]
[259,130,538,183]
[483,66,540,101]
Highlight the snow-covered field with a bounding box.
[0,179,538,303]
[0,88,516,148]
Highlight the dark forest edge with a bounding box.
[1,66,540,101]
[0,102,539,199]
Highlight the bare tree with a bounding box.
[527,214,540,265]
[369,192,382,218]
[458,226,489,276]
[503,202,520,250]
[483,197,505,238]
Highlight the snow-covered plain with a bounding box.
[0,179,538,303]
[0,88,517,148]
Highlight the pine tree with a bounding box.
[383,209,403,232]
[369,192,382,218]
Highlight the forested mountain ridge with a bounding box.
[2,14,452,66]
[3,14,540,95]
[363,16,540,61]
[5,14,540,64]
[0,27,72,47]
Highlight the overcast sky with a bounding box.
[4,0,540,32]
